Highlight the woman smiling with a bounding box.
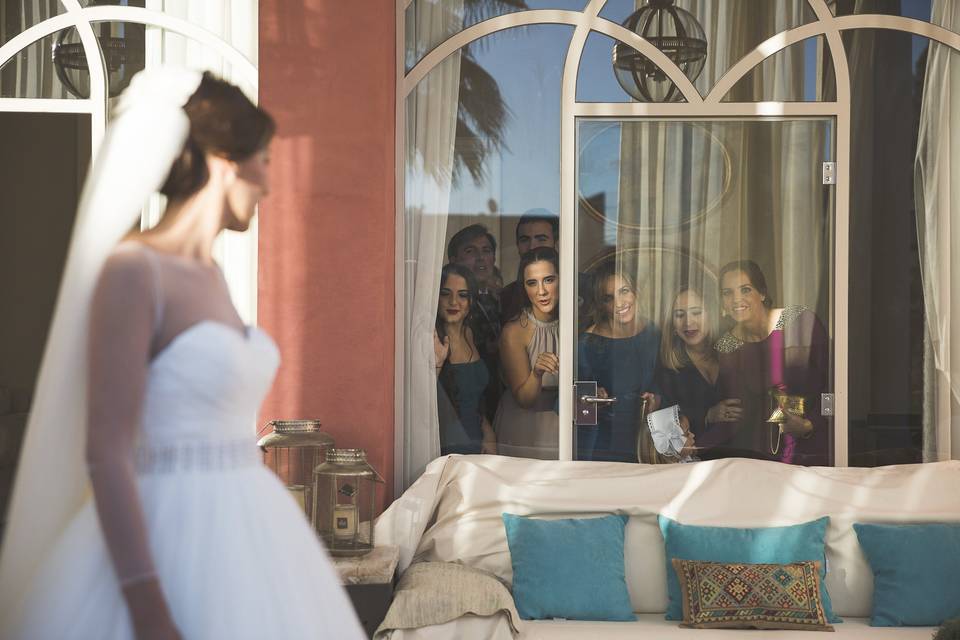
[712,260,830,465]
[577,260,660,462]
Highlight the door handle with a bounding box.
[575,381,617,426]
[580,395,617,405]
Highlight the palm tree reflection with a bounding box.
[454,0,528,184]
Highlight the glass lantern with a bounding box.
[313,448,384,556]
[257,420,333,525]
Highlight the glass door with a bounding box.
[572,117,835,466]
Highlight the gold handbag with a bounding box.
[766,388,805,455]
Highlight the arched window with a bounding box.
[397,0,960,487]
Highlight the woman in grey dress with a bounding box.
[494,247,560,459]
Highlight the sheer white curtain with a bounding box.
[401,1,463,490]
[141,0,259,324]
[0,0,67,98]
[616,1,825,323]
[915,0,960,461]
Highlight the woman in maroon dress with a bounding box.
[702,260,830,465]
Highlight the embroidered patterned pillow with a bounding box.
[672,559,834,632]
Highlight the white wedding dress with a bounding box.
[8,321,365,639]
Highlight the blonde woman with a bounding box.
[656,282,739,440]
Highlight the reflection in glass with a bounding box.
[1,29,83,99]
[612,0,707,102]
[577,31,684,102]
[844,27,940,466]
[403,25,573,487]
[831,0,933,23]
[405,0,586,72]
[52,21,146,98]
[596,0,817,101]
[0,0,64,44]
[576,118,834,465]
[722,36,836,102]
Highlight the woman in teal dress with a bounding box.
[434,264,497,455]
[577,261,660,462]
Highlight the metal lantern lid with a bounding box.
[257,420,333,450]
[612,0,707,103]
[314,448,385,481]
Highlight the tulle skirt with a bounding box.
[7,464,364,640]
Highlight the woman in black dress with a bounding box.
[656,282,741,441]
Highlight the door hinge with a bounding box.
[821,393,834,416]
[822,162,836,185]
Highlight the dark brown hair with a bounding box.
[161,72,276,199]
[511,246,559,321]
[447,224,497,261]
[719,259,773,309]
[435,263,484,418]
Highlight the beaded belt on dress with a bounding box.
[134,438,262,473]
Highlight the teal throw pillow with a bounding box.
[502,513,634,621]
[659,515,839,623]
[854,522,960,626]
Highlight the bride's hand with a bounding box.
[123,578,183,640]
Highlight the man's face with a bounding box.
[453,235,495,285]
[516,221,556,256]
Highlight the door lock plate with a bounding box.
[575,381,598,426]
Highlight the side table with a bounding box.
[332,545,400,638]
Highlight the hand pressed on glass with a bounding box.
[432,329,450,370]
[706,398,742,424]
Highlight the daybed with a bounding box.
[375,455,960,639]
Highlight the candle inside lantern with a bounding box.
[333,504,358,540]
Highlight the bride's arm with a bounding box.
[86,250,180,639]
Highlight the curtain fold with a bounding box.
[0,1,68,99]
[401,0,463,490]
[613,1,825,330]
[915,0,960,461]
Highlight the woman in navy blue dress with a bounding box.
[577,261,660,462]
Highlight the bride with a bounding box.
[0,69,365,639]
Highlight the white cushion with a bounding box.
[385,614,936,639]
